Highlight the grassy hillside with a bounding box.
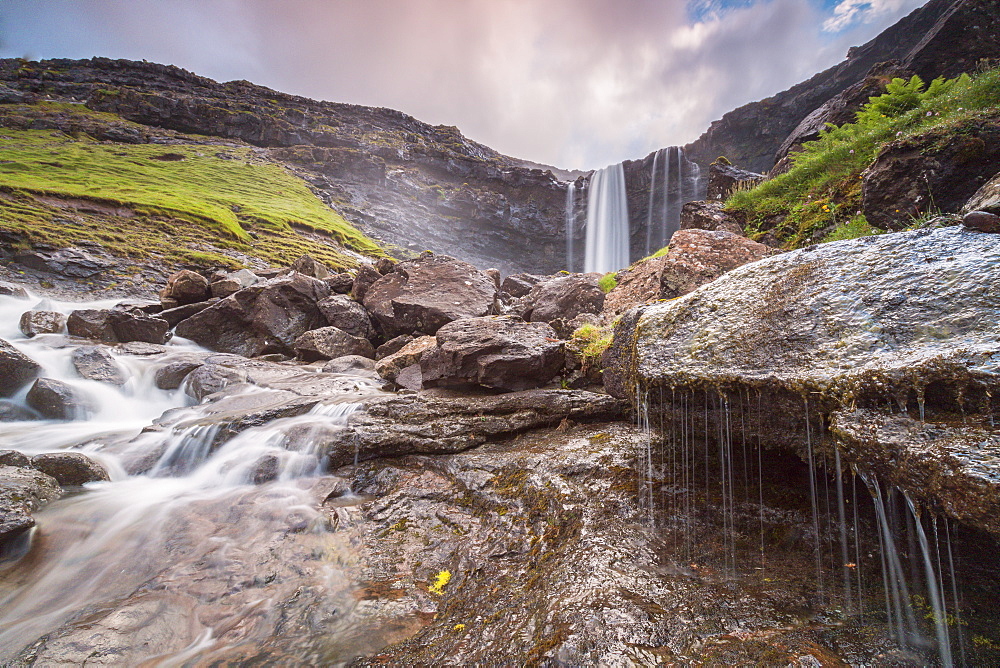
[725,64,1000,248]
[0,102,383,271]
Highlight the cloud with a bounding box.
[0,0,928,169]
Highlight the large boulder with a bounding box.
[174,273,331,357]
[290,255,330,279]
[67,308,170,344]
[351,264,382,302]
[963,171,1000,216]
[158,299,219,327]
[210,268,259,299]
[419,316,565,392]
[67,309,117,342]
[153,359,204,390]
[160,269,210,308]
[374,336,437,384]
[0,339,41,397]
[363,253,497,337]
[862,112,1000,230]
[519,274,604,324]
[604,226,1000,404]
[31,452,110,486]
[184,363,250,401]
[500,273,548,299]
[0,465,61,546]
[602,228,776,321]
[25,378,96,420]
[71,346,127,386]
[18,310,67,337]
[293,326,375,362]
[317,295,374,339]
[679,201,744,235]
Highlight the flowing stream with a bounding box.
[0,293,398,665]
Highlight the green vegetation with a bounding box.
[726,65,1000,248]
[597,272,618,293]
[570,323,613,371]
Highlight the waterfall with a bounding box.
[565,182,576,272]
[584,163,629,274]
[644,147,703,255]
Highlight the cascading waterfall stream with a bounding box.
[584,162,629,274]
[565,181,576,272]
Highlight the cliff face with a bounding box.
[683,0,1000,173]
[0,57,569,275]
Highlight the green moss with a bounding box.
[726,66,1000,249]
[570,324,613,370]
[597,272,617,293]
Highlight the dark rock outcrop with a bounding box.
[679,201,744,235]
[519,274,604,324]
[0,339,41,397]
[31,452,110,486]
[175,273,330,357]
[67,308,170,344]
[160,269,210,308]
[317,294,374,339]
[363,254,497,338]
[705,162,765,201]
[419,316,564,392]
[0,465,61,546]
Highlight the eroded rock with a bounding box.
[31,452,110,486]
[0,339,41,397]
[26,378,95,420]
[18,310,67,337]
[71,346,127,386]
[0,465,61,546]
[293,326,375,362]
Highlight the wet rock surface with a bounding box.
[18,310,66,337]
[160,269,209,307]
[294,326,375,362]
[25,378,96,420]
[518,274,604,324]
[0,465,61,546]
[30,452,110,486]
[0,339,41,397]
[71,346,127,385]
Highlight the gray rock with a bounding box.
[317,294,374,339]
[154,360,204,390]
[363,253,498,337]
[0,339,41,397]
[500,273,547,299]
[0,465,61,546]
[158,299,219,327]
[71,346,127,385]
[679,200,745,235]
[0,450,30,467]
[324,272,354,294]
[963,171,1000,216]
[31,452,110,486]
[290,254,330,279]
[420,316,565,392]
[520,274,604,324]
[294,326,375,362]
[175,273,331,357]
[351,264,382,302]
[210,269,258,299]
[375,336,437,383]
[0,282,29,299]
[0,401,37,422]
[26,378,96,420]
[107,307,171,344]
[322,355,377,374]
[963,210,1000,233]
[159,269,209,307]
[185,364,250,401]
[66,309,117,343]
[18,310,67,337]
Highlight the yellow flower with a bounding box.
[429,570,452,595]
[453,623,466,631]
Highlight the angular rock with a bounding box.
[322,355,377,374]
[71,346,127,385]
[67,309,117,343]
[320,389,625,469]
[290,254,331,279]
[26,378,96,420]
[963,210,1000,233]
[185,364,250,401]
[31,452,110,486]
[500,273,546,299]
[210,268,259,299]
[351,264,382,302]
[363,253,497,337]
[485,268,501,290]
[963,171,1000,216]
[107,307,171,344]
[159,298,219,327]
[0,465,61,546]
[0,339,41,397]
[705,161,765,201]
[520,274,604,324]
[375,335,437,383]
[420,316,564,392]
[317,294,374,339]
[0,400,37,422]
[160,269,210,307]
[174,273,331,357]
[602,228,776,321]
[294,326,375,362]
[679,201,744,235]
[324,272,354,294]
[0,450,30,467]
[18,310,67,337]
[0,282,29,299]
[605,227,1000,403]
[374,257,396,275]
[154,360,204,390]
[375,334,414,361]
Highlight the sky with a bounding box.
[0,0,927,169]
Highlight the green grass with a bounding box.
[569,323,613,371]
[725,65,1000,248]
[598,272,617,293]
[0,126,380,255]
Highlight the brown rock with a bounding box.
[0,338,41,397]
[293,326,375,362]
[705,161,765,201]
[210,269,258,299]
[375,334,414,361]
[374,257,396,275]
[154,360,203,390]
[324,273,355,294]
[31,452,110,486]
[317,294,374,339]
[351,264,382,302]
[500,273,547,298]
[26,378,96,420]
[420,316,565,392]
[375,335,437,383]
[71,346,127,385]
[67,309,117,343]
[363,253,497,337]
[160,269,209,307]
[679,201,744,235]
[520,274,604,324]
[963,210,1000,233]
[18,310,67,337]
[290,254,330,279]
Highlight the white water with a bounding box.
[644,146,702,255]
[0,291,389,663]
[565,181,576,272]
[584,162,629,274]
